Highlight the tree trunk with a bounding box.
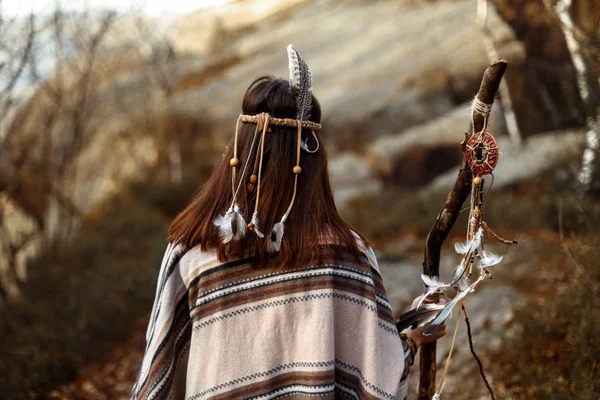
[492,0,587,135]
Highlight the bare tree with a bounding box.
[547,0,600,194]
[0,6,118,301]
[492,0,587,135]
[134,15,182,184]
[0,12,38,301]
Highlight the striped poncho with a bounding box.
[132,239,414,400]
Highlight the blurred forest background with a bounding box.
[0,0,598,398]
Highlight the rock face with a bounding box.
[330,102,583,209]
[329,153,382,204]
[367,103,507,176]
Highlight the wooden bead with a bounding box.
[293,166,302,174]
[246,183,255,194]
[249,174,258,184]
[230,157,239,167]
[473,176,483,185]
[248,223,254,230]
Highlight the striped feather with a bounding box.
[396,303,444,332]
[287,44,313,120]
[266,221,285,253]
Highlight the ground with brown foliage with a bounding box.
[48,327,145,400]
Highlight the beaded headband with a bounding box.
[240,115,322,131]
[213,44,320,252]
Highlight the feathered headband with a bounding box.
[213,44,321,252]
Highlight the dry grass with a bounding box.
[0,199,169,398]
[489,207,600,399]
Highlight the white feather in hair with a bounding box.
[214,205,246,244]
[250,211,264,238]
[266,221,285,253]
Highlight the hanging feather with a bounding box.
[450,263,470,291]
[396,303,445,332]
[231,205,247,241]
[214,207,234,243]
[213,206,246,244]
[424,287,472,336]
[250,211,264,238]
[421,274,446,289]
[287,44,313,120]
[454,227,484,255]
[266,221,285,253]
[417,274,450,309]
[478,251,503,268]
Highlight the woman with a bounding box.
[132,45,445,400]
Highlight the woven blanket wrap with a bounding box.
[132,238,413,400]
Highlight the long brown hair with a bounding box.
[168,76,365,269]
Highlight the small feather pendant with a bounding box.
[417,274,449,309]
[424,288,471,336]
[396,303,445,332]
[451,263,470,291]
[230,205,247,241]
[421,274,444,288]
[454,227,484,254]
[478,251,503,268]
[266,221,285,253]
[214,208,234,243]
[249,211,264,238]
[214,206,246,244]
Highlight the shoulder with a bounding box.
[350,230,381,274]
[317,228,380,273]
[166,241,219,284]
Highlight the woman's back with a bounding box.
[133,238,408,400]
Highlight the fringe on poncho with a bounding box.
[132,237,414,400]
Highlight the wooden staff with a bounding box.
[418,60,508,400]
